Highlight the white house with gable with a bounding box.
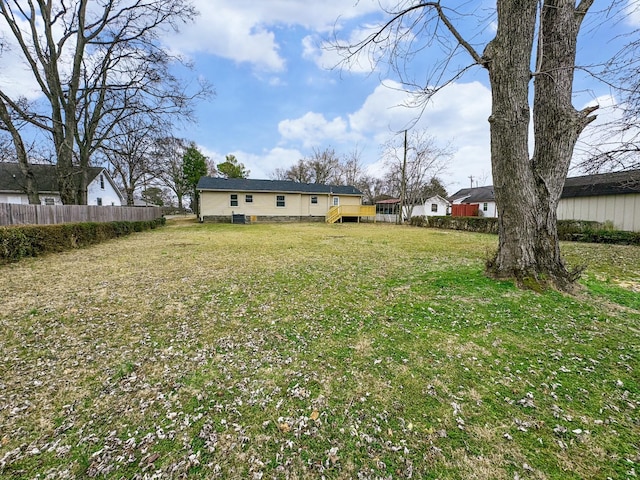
[410,195,451,217]
[0,163,123,206]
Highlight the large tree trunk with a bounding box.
[484,0,595,291]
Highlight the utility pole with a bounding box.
[469,175,475,188]
[398,129,408,224]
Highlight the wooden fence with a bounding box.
[0,204,163,226]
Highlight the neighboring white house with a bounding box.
[449,186,497,217]
[411,195,451,217]
[0,163,123,206]
[448,170,640,231]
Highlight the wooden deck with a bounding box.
[326,205,376,223]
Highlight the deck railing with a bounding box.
[326,205,376,223]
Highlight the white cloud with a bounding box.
[168,2,285,72]
[170,0,395,72]
[274,80,493,191]
[239,147,305,179]
[0,49,42,100]
[0,14,55,100]
[302,24,382,73]
[572,94,638,171]
[348,81,416,135]
[626,0,640,27]
[278,112,361,148]
[348,80,493,190]
[199,145,304,180]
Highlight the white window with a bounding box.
[97,197,103,206]
[483,202,488,212]
[332,197,339,206]
[100,174,105,189]
[276,195,285,207]
[245,194,253,203]
[310,196,318,205]
[230,194,238,207]
[44,198,55,205]
[431,203,438,212]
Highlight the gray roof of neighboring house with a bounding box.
[449,185,495,203]
[197,177,364,196]
[0,162,105,193]
[448,169,640,203]
[561,169,640,198]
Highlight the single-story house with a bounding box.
[197,177,373,223]
[0,162,123,206]
[411,195,451,217]
[449,185,497,217]
[448,169,640,231]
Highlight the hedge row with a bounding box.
[414,215,499,233]
[410,215,640,245]
[0,217,166,264]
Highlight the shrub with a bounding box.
[425,216,498,234]
[556,220,603,240]
[573,229,640,245]
[420,216,639,246]
[409,215,428,227]
[0,218,165,264]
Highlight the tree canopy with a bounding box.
[217,155,250,179]
[183,144,209,214]
[271,147,366,186]
[0,0,211,204]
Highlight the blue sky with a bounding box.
[2,1,639,194]
[166,0,639,193]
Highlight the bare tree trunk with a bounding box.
[484,0,540,285]
[485,0,596,290]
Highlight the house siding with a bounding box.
[199,191,361,222]
[557,194,640,232]
[0,165,123,206]
[87,175,123,206]
[0,193,63,205]
[411,196,450,217]
[478,201,497,218]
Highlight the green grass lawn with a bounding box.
[1,220,638,479]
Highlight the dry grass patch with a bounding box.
[1,221,638,479]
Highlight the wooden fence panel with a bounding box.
[0,204,162,226]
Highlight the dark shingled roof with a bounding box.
[197,177,363,196]
[561,170,640,198]
[448,185,495,203]
[0,162,105,193]
[448,169,640,203]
